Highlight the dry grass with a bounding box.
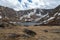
[0,26,60,40]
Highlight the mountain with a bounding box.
[0,6,16,20]
[0,5,60,26]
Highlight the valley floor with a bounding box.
[0,26,60,40]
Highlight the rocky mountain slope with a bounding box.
[0,5,60,26]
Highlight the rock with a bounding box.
[23,29,36,37]
[43,30,48,32]
[7,33,20,38]
[0,23,5,28]
[21,34,31,38]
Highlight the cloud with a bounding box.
[0,0,60,11]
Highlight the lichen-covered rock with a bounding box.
[23,29,36,37]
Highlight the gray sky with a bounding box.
[0,0,60,11]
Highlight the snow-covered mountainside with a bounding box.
[0,0,60,11]
[0,5,60,26]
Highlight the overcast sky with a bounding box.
[0,0,60,11]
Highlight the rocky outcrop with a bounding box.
[23,29,36,37]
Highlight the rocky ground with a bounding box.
[0,26,60,40]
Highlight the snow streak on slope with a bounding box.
[0,0,60,11]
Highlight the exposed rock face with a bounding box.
[0,5,60,26]
[0,6,16,20]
